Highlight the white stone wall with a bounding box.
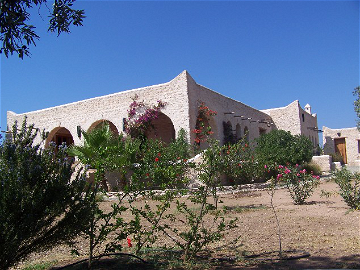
[7,70,316,150]
[7,71,192,146]
[323,126,360,166]
[186,73,274,145]
[311,155,332,172]
[261,100,319,148]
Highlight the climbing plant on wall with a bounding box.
[193,102,217,150]
[123,95,166,141]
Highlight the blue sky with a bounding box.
[1,0,359,145]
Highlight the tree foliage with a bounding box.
[255,129,313,167]
[353,86,360,130]
[0,119,92,269]
[0,0,85,58]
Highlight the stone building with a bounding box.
[7,71,319,150]
[323,126,360,166]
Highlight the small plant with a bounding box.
[332,168,360,210]
[277,165,320,205]
[330,152,344,164]
[302,162,322,176]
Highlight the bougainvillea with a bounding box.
[123,95,166,139]
[193,102,217,149]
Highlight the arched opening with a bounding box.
[223,121,235,145]
[244,126,249,142]
[236,124,242,141]
[45,127,74,148]
[88,120,119,135]
[145,112,175,144]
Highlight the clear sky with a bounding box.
[1,0,359,145]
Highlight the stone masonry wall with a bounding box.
[186,73,274,145]
[323,126,360,166]
[7,71,192,146]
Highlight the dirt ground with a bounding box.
[16,179,360,269]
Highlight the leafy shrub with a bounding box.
[332,168,360,210]
[0,120,92,270]
[276,165,320,205]
[132,129,192,190]
[221,140,263,184]
[330,152,344,164]
[255,130,313,167]
[302,162,322,176]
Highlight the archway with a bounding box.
[145,112,175,144]
[45,127,74,148]
[236,124,242,141]
[87,120,119,135]
[223,121,235,145]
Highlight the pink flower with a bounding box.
[284,168,291,174]
[277,174,283,180]
[278,165,284,169]
[264,165,267,169]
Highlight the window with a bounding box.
[302,113,305,122]
[259,127,266,136]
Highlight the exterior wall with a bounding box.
[261,100,319,148]
[323,126,360,166]
[186,72,274,146]
[7,71,192,146]
[311,155,332,172]
[7,70,317,151]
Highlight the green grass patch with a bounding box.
[22,260,58,270]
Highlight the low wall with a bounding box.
[311,155,332,172]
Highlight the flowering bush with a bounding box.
[221,140,263,184]
[193,102,217,149]
[124,95,166,140]
[274,164,320,204]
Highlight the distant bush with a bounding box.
[332,168,360,210]
[0,120,92,269]
[330,152,344,164]
[255,130,313,167]
[302,162,322,176]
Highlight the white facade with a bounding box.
[7,71,319,149]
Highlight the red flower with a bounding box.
[127,238,132,247]
[146,173,150,177]
[155,157,159,162]
[183,159,187,162]
[157,153,161,157]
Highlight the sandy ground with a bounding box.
[14,179,360,269]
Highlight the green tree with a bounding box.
[353,86,360,130]
[0,0,85,58]
[255,129,313,167]
[0,119,92,269]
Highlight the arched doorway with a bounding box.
[45,127,74,148]
[88,120,119,135]
[236,124,242,141]
[145,112,175,144]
